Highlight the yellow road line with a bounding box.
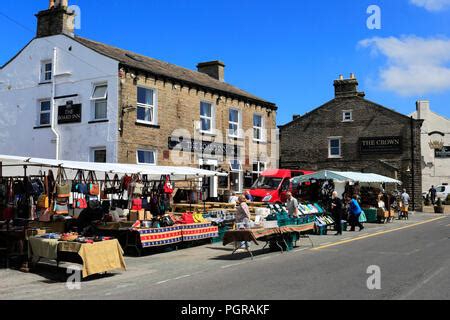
[312,216,447,251]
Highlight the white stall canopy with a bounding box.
[0,154,227,181]
[291,170,402,185]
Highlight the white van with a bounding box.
[435,184,450,202]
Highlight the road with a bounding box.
[1,213,449,300]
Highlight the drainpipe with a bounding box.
[50,47,60,160]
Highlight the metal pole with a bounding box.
[410,116,415,212]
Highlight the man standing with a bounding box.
[331,191,343,236]
[400,189,410,219]
[285,192,300,217]
[429,186,437,205]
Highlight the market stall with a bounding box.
[0,154,226,270]
[292,170,402,225]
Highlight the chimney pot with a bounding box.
[197,61,225,82]
[36,0,75,38]
[339,75,344,80]
[334,74,361,98]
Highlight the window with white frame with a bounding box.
[91,148,107,163]
[38,100,51,126]
[342,110,353,122]
[137,150,157,165]
[137,87,157,124]
[41,61,52,82]
[91,84,108,120]
[229,159,243,193]
[252,161,266,182]
[328,137,342,158]
[200,102,214,133]
[253,114,264,141]
[228,109,241,138]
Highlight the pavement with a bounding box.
[1,212,449,300]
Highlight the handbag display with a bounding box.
[86,171,100,196]
[75,197,88,209]
[54,200,69,215]
[73,170,88,194]
[55,167,71,198]
[163,175,174,194]
[131,198,143,211]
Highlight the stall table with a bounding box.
[223,223,315,259]
[28,237,126,278]
[172,203,212,213]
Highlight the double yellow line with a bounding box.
[312,216,447,251]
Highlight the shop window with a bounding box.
[228,108,241,138]
[38,100,51,126]
[253,114,264,142]
[328,137,342,158]
[137,87,157,124]
[41,61,52,82]
[200,102,214,133]
[91,84,108,120]
[342,110,353,122]
[91,148,107,163]
[137,150,157,165]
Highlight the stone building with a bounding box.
[279,75,423,211]
[0,1,278,198]
[411,101,450,192]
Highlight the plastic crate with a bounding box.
[364,208,378,223]
[211,226,229,243]
[314,224,328,235]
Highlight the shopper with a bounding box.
[235,195,252,251]
[285,192,300,217]
[346,194,364,232]
[400,189,410,219]
[429,186,437,205]
[244,190,254,202]
[331,191,343,236]
[228,192,239,204]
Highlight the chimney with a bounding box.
[416,100,430,119]
[334,73,365,98]
[197,61,225,82]
[36,0,75,38]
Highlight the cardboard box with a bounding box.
[129,209,146,221]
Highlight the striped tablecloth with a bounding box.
[137,226,183,248]
[180,223,219,241]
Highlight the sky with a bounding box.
[0,0,449,125]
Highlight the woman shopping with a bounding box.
[234,195,252,251]
[346,194,365,232]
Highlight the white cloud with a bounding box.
[359,36,450,96]
[410,0,450,11]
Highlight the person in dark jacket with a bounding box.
[429,186,437,205]
[76,200,105,235]
[331,191,344,236]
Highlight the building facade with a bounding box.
[0,1,278,198]
[279,75,423,211]
[411,101,450,192]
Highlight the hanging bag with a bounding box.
[163,175,174,194]
[37,175,50,209]
[87,171,100,196]
[56,167,71,198]
[131,174,144,196]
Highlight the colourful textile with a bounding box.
[181,223,219,241]
[137,226,183,248]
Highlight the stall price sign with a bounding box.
[359,136,403,154]
[58,101,82,124]
[435,146,450,158]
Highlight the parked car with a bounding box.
[435,184,450,202]
[249,169,314,204]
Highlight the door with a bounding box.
[200,164,218,200]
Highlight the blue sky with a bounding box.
[1,0,449,125]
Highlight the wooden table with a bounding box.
[172,203,213,213]
[28,237,126,278]
[223,223,315,259]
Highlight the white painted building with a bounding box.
[0,28,120,162]
[411,100,450,192]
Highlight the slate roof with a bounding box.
[73,36,276,110]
